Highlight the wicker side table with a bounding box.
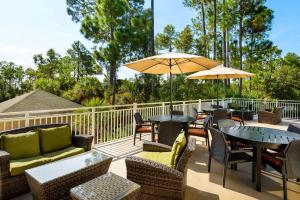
[70,172,141,200]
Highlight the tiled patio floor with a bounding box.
[14,119,300,200]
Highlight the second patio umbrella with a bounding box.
[124,52,221,112]
[187,66,255,106]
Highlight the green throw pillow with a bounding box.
[39,125,72,154]
[170,132,187,166]
[1,131,40,160]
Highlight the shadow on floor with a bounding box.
[185,186,220,200]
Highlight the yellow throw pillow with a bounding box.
[1,131,40,160]
[171,132,187,166]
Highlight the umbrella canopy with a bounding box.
[124,53,221,113]
[187,65,255,80]
[188,66,255,107]
[125,53,221,74]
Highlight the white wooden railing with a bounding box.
[0,98,299,144]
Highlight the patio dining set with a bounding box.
[133,103,300,200]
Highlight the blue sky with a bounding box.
[0,0,299,79]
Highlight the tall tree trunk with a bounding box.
[250,32,254,93]
[239,0,244,97]
[110,60,117,105]
[226,28,231,87]
[213,0,217,60]
[223,29,227,86]
[200,1,207,57]
[151,0,155,55]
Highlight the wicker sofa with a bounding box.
[0,124,93,200]
[125,137,196,200]
[258,107,284,125]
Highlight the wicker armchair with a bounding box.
[125,138,196,200]
[0,124,93,200]
[258,107,284,125]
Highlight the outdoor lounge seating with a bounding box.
[171,110,184,115]
[258,107,284,125]
[262,140,300,200]
[287,123,300,134]
[125,133,196,200]
[208,127,253,187]
[0,124,93,199]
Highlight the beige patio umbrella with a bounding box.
[188,66,255,106]
[125,52,221,112]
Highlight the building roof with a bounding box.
[0,90,83,113]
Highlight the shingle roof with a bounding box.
[0,90,83,113]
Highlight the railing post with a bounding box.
[222,99,225,108]
[132,103,137,135]
[91,108,96,145]
[182,101,186,115]
[25,112,29,127]
[162,102,165,115]
[198,99,202,111]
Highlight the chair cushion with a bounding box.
[136,152,174,167]
[196,114,207,120]
[136,126,152,133]
[1,131,40,160]
[231,116,243,122]
[171,133,187,166]
[262,151,283,168]
[188,128,207,137]
[39,125,72,154]
[10,156,50,176]
[43,146,85,162]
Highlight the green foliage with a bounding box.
[155,24,177,52]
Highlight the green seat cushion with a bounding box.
[43,146,84,162]
[39,125,72,154]
[171,133,187,166]
[136,152,174,168]
[10,156,50,176]
[1,131,40,160]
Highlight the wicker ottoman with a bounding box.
[70,172,141,200]
[25,150,112,200]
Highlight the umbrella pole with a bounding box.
[169,60,173,115]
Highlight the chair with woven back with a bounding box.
[133,112,152,145]
[212,109,228,127]
[157,121,183,146]
[208,127,253,187]
[188,116,211,147]
[262,140,300,200]
[170,110,184,115]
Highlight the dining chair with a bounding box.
[170,110,184,115]
[192,107,208,120]
[217,119,236,129]
[208,127,252,187]
[229,109,245,126]
[133,112,152,145]
[158,121,182,146]
[262,140,300,200]
[212,109,228,126]
[188,116,211,147]
[287,124,300,134]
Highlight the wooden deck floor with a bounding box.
[14,119,300,200]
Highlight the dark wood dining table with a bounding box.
[221,126,300,191]
[148,115,195,142]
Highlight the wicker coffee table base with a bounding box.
[70,172,141,200]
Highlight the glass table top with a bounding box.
[25,150,111,184]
